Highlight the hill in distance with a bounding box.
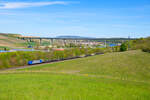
[0,33,28,49]
[56,35,95,39]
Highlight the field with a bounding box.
[0,33,53,49]
[0,33,27,49]
[0,50,150,100]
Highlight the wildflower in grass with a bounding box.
[84,74,89,76]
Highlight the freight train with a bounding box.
[28,53,104,65]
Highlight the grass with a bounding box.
[0,50,150,100]
[0,46,11,50]
[0,34,28,48]
[18,50,150,82]
[0,33,54,48]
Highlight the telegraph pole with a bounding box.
[128,36,130,50]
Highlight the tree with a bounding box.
[120,43,127,52]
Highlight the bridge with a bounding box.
[18,36,136,46]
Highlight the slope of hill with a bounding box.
[0,50,150,100]
[0,33,28,49]
[131,37,150,52]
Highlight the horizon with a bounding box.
[0,0,150,38]
[0,32,145,38]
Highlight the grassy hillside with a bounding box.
[129,37,150,52]
[0,33,28,49]
[18,50,150,82]
[0,33,54,49]
[0,50,150,100]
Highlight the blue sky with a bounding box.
[0,0,150,38]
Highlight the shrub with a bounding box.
[120,43,127,52]
[142,47,150,53]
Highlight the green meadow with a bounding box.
[0,50,150,100]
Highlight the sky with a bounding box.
[0,0,150,38]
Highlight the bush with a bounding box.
[142,47,150,53]
[120,43,127,52]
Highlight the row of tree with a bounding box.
[0,47,112,69]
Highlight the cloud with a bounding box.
[0,1,68,9]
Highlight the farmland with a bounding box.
[0,33,27,49]
[0,33,52,50]
[0,50,150,100]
